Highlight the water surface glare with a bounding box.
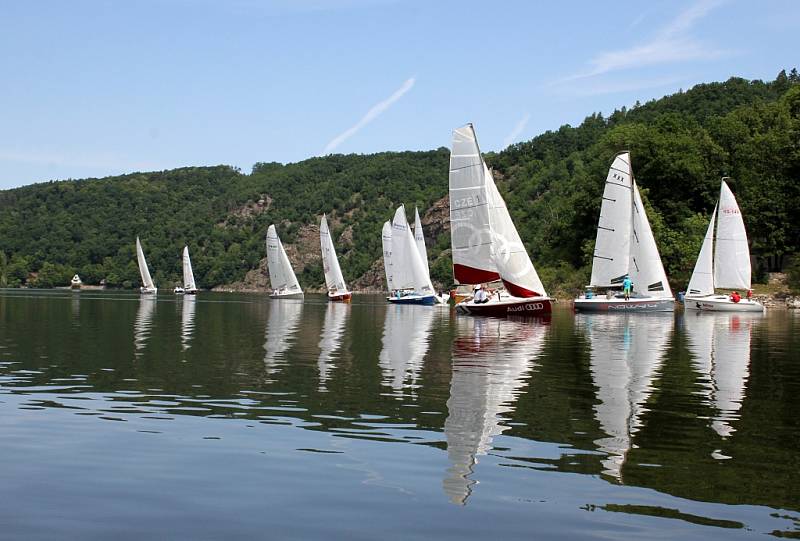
[1,290,799,539]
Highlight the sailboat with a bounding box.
[448,124,552,317]
[684,179,764,312]
[70,274,82,290]
[319,214,352,302]
[266,225,304,299]
[574,152,674,312]
[175,246,198,294]
[386,205,437,305]
[136,237,157,294]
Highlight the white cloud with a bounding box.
[561,0,725,82]
[0,148,163,174]
[321,77,415,155]
[502,113,531,148]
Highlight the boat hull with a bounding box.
[684,295,764,312]
[270,291,304,300]
[140,287,157,295]
[456,296,552,317]
[573,297,674,312]
[387,294,436,305]
[328,292,352,302]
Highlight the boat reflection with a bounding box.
[684,312,758,439]
[133,297,156,357]
[318,302,350,391]
[442,317,548,505]
[263,299,304,374]
[378,305,435,393]
[180,295,196,351]
[576,313,673,482]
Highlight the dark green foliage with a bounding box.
[0,72,798,293]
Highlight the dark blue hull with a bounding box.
[387,294,436,306]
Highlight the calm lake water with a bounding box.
[1,290,798,540]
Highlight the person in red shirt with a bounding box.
[731,291,741,303]
[746,289,753,300]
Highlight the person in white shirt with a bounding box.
[473,284,489,304]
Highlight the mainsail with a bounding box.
[267,225,302,294]
[391,205,434,294]
[590,152,634,288]
[319,214,348,295]
[182,246,197,291]
[714,180,751,290]
[449,124,500,284]
[136,237,156,290]
[413,207,430,277]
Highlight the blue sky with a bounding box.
[0,0,797,188]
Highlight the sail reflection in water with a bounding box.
[263,299,304,374]
[318,302,350,391]
[684,312,758,439]
[180,296,196,351]
[133,298,156,357]
[378,305,434,393]
[577,313,672,481]
[443,317,549,505]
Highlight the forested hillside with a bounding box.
[1,70,798,293]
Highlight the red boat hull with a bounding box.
[328,292,352,302]
[456,297,552,317]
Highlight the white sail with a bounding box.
[391,205,434,293]
[319,214,349,296]
[449,124,499,284]
[687,206,717,296]
[590,152,634,288]
[629,182,672,298]
[379,305,434,391]
[267,225,302,295]
[382,221,395,291]
[714,181,751,290]
[485,164,547,297]
[318,302,349,391]
[136,237,156,291]
[182,246,197,291]
[579,313,672,480]
[413,207,430,277]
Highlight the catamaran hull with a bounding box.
[387,294,436,305]
[270,291,304,299]
[573,297,674,312]
[684,295,764,312]
[328,292,352,302]
[456,297,552,317]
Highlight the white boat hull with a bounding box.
[684,295,764,312]
[270,291,304,299]
[140,287,157,295]
[573,296,674,312]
